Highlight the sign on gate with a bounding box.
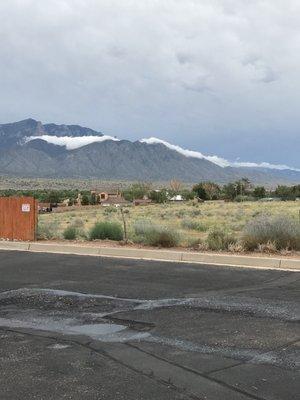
[0,197,38,241]
[21,204,31,213]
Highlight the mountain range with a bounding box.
[0,118,299,185]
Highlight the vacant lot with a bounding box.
[38,200,300,253]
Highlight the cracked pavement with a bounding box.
[0,250,299,399]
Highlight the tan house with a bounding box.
[91,190,129,207]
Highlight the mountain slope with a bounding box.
[0,119,299,184]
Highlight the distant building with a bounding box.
[133,198,152,206]
[38,202,52,213]
[170,194,184,201]
[93,191,129,207]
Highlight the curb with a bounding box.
[0,241,299,271]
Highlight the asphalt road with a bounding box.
[0,250,299,400]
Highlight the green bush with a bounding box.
[89,221,123,241]
[242,215,300,251]
[133,220,179,247]
[63,226,77,240]
[206,228,236,251]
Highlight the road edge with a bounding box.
[0,241,299,271]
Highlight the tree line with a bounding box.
[0,180,299,204]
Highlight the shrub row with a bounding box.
[38,215,300,251]
[133,220,179,247]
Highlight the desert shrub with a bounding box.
[37,222,60,240]
[132,219,153,235]
[63,226,77,240]
[181,219,207,232]
[181,219,199,230]
[242,215,300,251]
[257,241,277,254]
[89,221,123,241]
[190,209,202,217]
[144,227,179,247]
[228,242,245,253]
[104,206,117,214]
[187,237,201,249]
[206,228,236,251]
[195,223,208,232]
[72,218,85,228]
[234,195,256,202]
[175,210,186,218]
[133,220,179,247]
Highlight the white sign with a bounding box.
[21,204,31,213]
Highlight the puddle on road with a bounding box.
[0,287,298,369]
[0,288,151,342]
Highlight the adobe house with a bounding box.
[100,191,123,200]
[92,190,129,206]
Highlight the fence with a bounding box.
[0,197,38,241]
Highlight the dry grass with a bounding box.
[39,200,300,251]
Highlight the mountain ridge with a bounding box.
[0,118,299,184]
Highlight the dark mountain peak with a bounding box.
[0,117,41,131]
[0,118,44,147]
[43,123,102,137]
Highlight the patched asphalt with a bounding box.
[0,250,299,399]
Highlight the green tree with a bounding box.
[253,186,266,198]
[47,191,61,204]
[149,190,168,203]
[122,183,150,201]
[222,183,237,200]
[192,183,208,200]
[81,194,90,205]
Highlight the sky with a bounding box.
[0,0,299,168]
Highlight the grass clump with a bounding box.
[133,220,179,248]
[206,228,236,251]
[37,222,60,240]
[104,206,118,214]
[63,226,77,240]
[72,218,85,228]
[242,215,300,251]
[181,219,207,232]
[89,221,123,241]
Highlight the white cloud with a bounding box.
[140,137,300,172]
[25,135,119,150]
[26,133,300,171]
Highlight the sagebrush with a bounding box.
[242,215,300,250]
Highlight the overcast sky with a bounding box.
[0,0,299,167]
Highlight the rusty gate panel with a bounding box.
[0,197,38,241]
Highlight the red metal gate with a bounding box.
[0,197,38,241]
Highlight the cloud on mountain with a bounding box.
[0,1,299,167]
